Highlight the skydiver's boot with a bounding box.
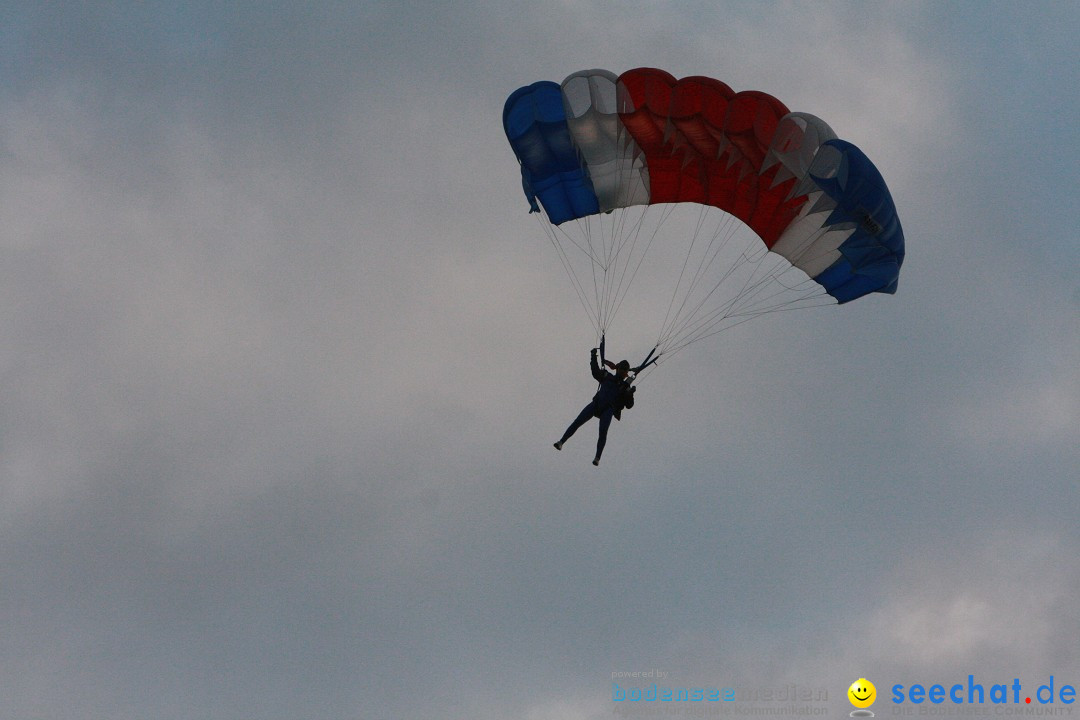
[592,456,600,466]
[553,441,563,451]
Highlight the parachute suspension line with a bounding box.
[722,248,819,319]
[597,136,665,336]
[561,213,608,335]
[659,256,832,357]
[654,206,745,352]
[601,204,630,331]
[727,269,824,319]
[596,203,626,334]
[681,212,746,316]
[661,254,819,354]
[535,201,667,345]
[589,210,626,338]
[604,203,671,334]
[579,212,611,338]
[704,247,788,324]
[652,208,756,353]
[646,204,840,358]
[596,209,622,336]
[537,214,603,339]
[664,295,837,358]
[537,199,838,367]
[657,204,709,342]
[664,282,821,355]
[787,225,850,271]
[587,208,629,338]
[599,208,626,335]
[583,214,605,334]
[543,213,605,270]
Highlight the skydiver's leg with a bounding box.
[594,408,614,464]
[556,401,596,447]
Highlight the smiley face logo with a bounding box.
[848,678,876,709]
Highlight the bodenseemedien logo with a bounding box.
[608,676,830,715]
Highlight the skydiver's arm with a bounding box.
[590,348,605,382]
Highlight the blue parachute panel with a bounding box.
[810,140,905,303]
[502,81,599,225]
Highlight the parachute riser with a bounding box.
[598,336,659,386]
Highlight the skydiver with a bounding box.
[553,347,636,466]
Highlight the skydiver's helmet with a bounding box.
[615,360,630,376]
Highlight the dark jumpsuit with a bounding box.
[558,350,635,460]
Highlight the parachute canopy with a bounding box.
[503,68,905,365]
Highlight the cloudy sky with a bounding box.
[1,1,1077,718]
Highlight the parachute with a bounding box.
[503,68,904,372]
